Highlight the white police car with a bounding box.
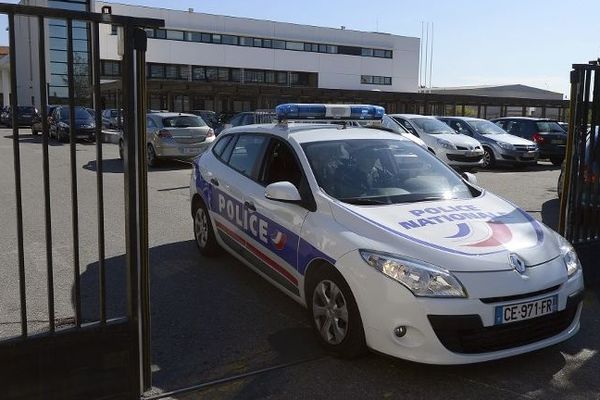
[189,104,584,364]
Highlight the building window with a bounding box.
[222,35,238,45]
[373,49,386,58]
[244,69,265,83]
[361,48,373,57]
[206,67,218,80]
[101,60,120,77]
[272,40,285,49]
[239,37,252,46]
[361,75,392,85]
[149,64,165,79]
[154,29,166,39]
[286,41,304,51]
[166,30,184,41]
[262,39,272,48]
[212,34,221,44]
[230,68,242,82]
[201,33,211,43]
[192,66,205,80]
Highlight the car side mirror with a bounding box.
[461,171,478,186]
[265,181,302,202]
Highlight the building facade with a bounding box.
[95,2,420,113]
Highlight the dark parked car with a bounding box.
[2,106,38,128]
[224,110,276,129]
[492,117,567,165]
[190,110,223,134]
[49,106,97,142]
[438,116,539,168]
[31,105,59,135]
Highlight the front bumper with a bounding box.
[442,149,484,166]
[338,250,584,364]
[496,148,539,165]
[154,136,215,159]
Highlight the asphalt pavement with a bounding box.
[0,129,598,400]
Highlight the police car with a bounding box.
[189,104,584,364]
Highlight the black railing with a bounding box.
[0,3,163,397]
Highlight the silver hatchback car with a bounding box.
[119,112,216,166]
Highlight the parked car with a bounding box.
[224,110,276,129]
[558,122,569,133]
[388,114,484,169]
[2,106,38,128]
[118,112,215,166]
[102,108,123,129]
[190,103,584,364]
[438,116,539,168]
[357,115,428,149]
[191,110,224,134]
[49,105,97,142]
[492,118,567,166]
[31,105,59,135]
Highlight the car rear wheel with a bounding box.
[482,148,495,168]
[147,144,158,167]
[550,156,564,166]
[193,199,222,256]
[307,265,366,358]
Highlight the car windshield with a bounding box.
[302,139,474,205]
[162,115,206,128]
[536,121,565,133]
[469,120,506,135]
[410,118,455,134]
[61,107,92,120]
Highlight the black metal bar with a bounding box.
[122,24,142,397]
[0,3,163,27]
[66,19,82,327]
[573,69,592,242]
[133,27,152,391]
[8,12,27,338]
[588,68,600,240]
[91,21,107,324]
[37,16,55,333]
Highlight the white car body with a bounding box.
[389,114,485,168]
[190,122,583,365]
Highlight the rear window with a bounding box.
[17,106,35,113]
[162,115,206,128]
[536,121,564,133]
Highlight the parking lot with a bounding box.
[0,129,598,399]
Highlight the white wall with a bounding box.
[97,2,419,93]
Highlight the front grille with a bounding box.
[447,154,483,162]
[480,285,561,304]
[514,145,537,152]
[428,293,582,354]
[456,146,468,150]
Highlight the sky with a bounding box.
[1,0,599,97]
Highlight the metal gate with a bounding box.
[559,60,600,286]
[0,3,162,399]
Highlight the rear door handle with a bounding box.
[244,201,256,212]
[210,178,219,187]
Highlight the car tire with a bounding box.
[482,148,495,169]
[307,265,367,359]
[147,144,158,167]
[192,198,222,256]
[550,157,564,166]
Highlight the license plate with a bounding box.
[182,147,198,154]
[551,139,564,144]
[494,295,558,325]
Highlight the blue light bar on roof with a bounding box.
[275,103,385,121]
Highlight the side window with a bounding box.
[506,121,522,137]
[241,114,254,126]
[146,116,157,129]
[397,119,419,137]
[212,135,233,158]
[261,139,302,187]
[227,134,269,178]
[494,120,505,130]
[229,115,243,127]
[448,120,466,133]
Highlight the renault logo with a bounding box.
[509,253,526,274]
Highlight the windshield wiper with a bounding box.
[339,197,390,205]
[400,196,449,203]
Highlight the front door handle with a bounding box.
[244,201,256,212]
[210,178,219,187]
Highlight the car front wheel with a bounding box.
[307,266,366,358]
[550,156,564,166]
[482,148,495,168]
[193,200,222,256]
[147,144,158,167]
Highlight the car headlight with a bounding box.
[359,250,467,297]
[436,139,456,150]
[496,141,514,150]
[558,235,581,278]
